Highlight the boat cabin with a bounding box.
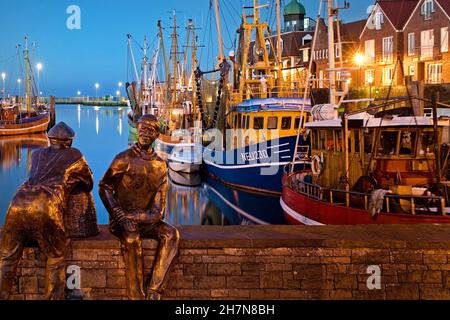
[227,98,312,148]
[306,113,450,192]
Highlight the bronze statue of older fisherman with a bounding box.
[99,114,180,300]
[0,122,95,300]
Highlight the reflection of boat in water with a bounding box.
[168,168,201,187]
[165,176,206,226]
[0,133,49,170]
[204,177,286,225]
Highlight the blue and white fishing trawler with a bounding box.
[203,98,312,195]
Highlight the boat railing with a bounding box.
[290,176,447,216]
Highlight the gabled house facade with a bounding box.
[403,0,450,84]
[358,0,419,88]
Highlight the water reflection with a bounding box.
[0,105,286,226]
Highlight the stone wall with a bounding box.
[4,225,450,300]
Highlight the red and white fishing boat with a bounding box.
[281,0,450,225]
[0,37,50,136]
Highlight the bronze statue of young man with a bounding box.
[0,122,94,300]
[99,114,180,300]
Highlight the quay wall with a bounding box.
[3,225,450,300]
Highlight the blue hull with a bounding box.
[203,135,308,194]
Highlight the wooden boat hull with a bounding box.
[281,175,450,225]
[0,114,50,136]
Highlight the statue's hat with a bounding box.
[48,122,76,141]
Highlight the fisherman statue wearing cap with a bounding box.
[99,114,180,300]
[0,122,95,300]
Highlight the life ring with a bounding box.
[311,155,323,177]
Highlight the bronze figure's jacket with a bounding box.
[99,143,168,234]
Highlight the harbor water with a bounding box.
[0,105,286,226]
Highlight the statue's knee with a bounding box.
[122,233,141,247]
[167,227,180,246]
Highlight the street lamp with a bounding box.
[36,63,43,96]
[95,83,99,99]
[368,76,374,99]
[1,72,6,99]
[17,78,21,97]
[354,54,365,89]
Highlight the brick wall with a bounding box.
[3,225,450,300]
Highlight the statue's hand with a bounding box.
[133,210,163,225]
[120,217,138,233]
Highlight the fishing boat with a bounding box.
[281,0,450,225]
[0,38,50,136]
[154,14,201,173]
[200,0,311,195]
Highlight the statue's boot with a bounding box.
[122,233,145,300]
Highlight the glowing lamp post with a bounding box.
[36,63,43,96]
[1,72,6,99]
[368,76,374,99]
[354,54,365,89]
[17,78,21,98]
[95,83,100,99]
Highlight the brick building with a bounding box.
[403,0,450,84]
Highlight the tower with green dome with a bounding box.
[283,0,306,32]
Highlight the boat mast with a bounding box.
[191,21,198,117]
[276,0,283,92]
[182,19,193,88]
[327,0,336,105]
[170,10,178,117]
[158,20,170,117]
[213,0,225,61]
[25,37,31,117]
[142,36,149,114]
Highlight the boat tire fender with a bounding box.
[311,155,323,177]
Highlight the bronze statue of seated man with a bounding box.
[99,114,180,300]
[0,122,95,300]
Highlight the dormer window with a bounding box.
[421,0,434,20]
[374,10,384,30]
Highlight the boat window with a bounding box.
[247,116,250,129]
[319,130,327,150]
[254,117,264,129]
[294,117,302,129]
[281,117,292,130]
[237,114,242,129]
[312,129,319,149]
[354,130,361,153]
[326,129,334,151]
[268,117,278,130]
[419,131,435,156]
[242,115,247,129]
[364,131,373,154]
[379,131,399,156]
[233,114,238,128]
[399,131,417,156]
[335,130,343,152]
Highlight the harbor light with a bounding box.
[1,72,5,80]
[354,54,365,67]
[77,91,81,96]
[95,83,100,98]
[36,63,43,71]
[116,90,120,96]
[118,82,123,87]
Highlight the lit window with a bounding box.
[365,40,375,63]
[382,67,394,86]
[428,64,442,84]
[408,33,415,56]
[382,37,393,62]
[421,0,434,20]
[374,11,384,30]
[421,29,435,59]
[441,27,449,53]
